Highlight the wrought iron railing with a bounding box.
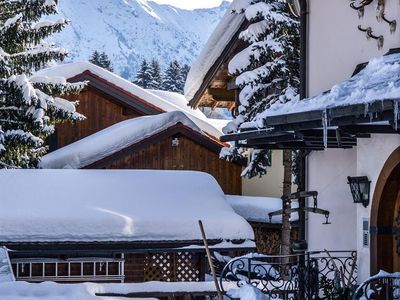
[219,250,357,300]
[353,271,400,300]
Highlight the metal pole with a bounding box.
[198,220,224,300]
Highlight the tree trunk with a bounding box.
[281,149,292,256]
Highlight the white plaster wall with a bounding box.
[308,0,400,97]
[307,149,357,252]
[356,134,400,280]
[307,0,400,280]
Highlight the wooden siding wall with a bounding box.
[104,136,242,195]
[55,87,143,149]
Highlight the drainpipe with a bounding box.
[299,0,308,246]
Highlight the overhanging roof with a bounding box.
[221,49,400,150]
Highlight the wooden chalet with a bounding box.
[1,169,255,283]
[39,62,243,195]
[184,5,248,111]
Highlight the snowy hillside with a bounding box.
[50,0,230,79]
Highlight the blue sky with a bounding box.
[152,0,230,9]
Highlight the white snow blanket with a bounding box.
[226,195,299,223]
[258,52,400,119]
[0,281,238,300]
[0,247,14,282]
[40,111,202,169]
[184,0,250,102]
[37,62,224,138]
[0,169,254,243]
[228,284,276,300]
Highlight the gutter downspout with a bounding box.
[299,0,308,246]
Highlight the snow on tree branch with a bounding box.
[220,0,300,178]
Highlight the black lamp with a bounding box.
[347,176,371,208]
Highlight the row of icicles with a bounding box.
[321,100,400,148]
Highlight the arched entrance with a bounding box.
[371,146,400,275]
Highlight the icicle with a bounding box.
[364,103,369,117]
[369,112,374,123]
[394,100,399,131]
[322,110,328,149]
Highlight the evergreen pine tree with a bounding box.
[221,0,300,257]
[89,50,100,66]
[222,0,300,178]
[133,59,152,89]
[147,59,162,89]
[89,51,113,72]
[99,52,113,72]
[0,0,86,168]
[178,64,190,93]
[162,60,182,93]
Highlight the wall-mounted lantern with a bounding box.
[347,176,371,208]
[287,0,301,18]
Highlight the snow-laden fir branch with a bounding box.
[220,0,300,178]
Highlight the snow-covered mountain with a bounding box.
[51,0,230,80]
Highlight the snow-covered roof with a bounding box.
[37,62,224,138]
[0,248,14,283]
[258,51,400,120]
[40,111,204,169]
[0,169,254,243]
[184,0,249,102]
[226,195,299,224]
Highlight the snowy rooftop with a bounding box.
[258,51,400,120]
[40,111,204,169]
[37,62,224,138]
[184,0,249,102]
[0,248,14,283]
[0,169,254,243]
[226,195,299,224]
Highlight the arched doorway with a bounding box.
[371,146,400,275]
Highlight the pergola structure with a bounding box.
[221,100,399,150]
[221,49,400,150]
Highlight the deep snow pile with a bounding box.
[226,195,299,223]
[0,169,254,243]
[40,111,200,169]
[258,52,400,119]
[0,281,239,300]
[0,248,14,283]
[0,282,99,300]
[228,284,275,300]
[49,0,230,79]
[38,62,224,138]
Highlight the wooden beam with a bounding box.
[207,88,236,102]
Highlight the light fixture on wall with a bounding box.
[347,176,371,208]
[287,0,301,18]
[172,138,180,147]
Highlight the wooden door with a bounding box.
[393,190,400,271]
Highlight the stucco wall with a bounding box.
[308,0,400,97]
[307,0,400,281]
[242,150,285,198]
[356,135,400,280]
[307,149,357,252]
